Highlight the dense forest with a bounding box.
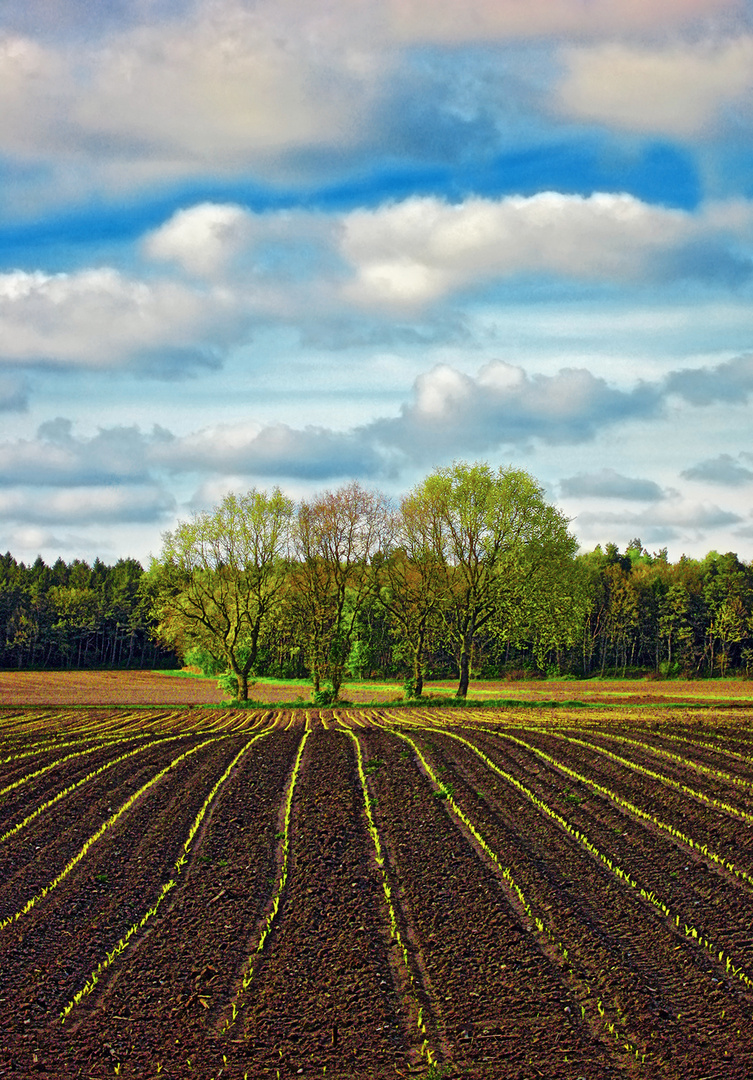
[0,553,176,670]
[249,540,753,687]
[2,476,753,691]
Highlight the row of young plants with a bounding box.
[522,727,753,825]
[0,737,218,932]
[340,721,438,1070]
[220,722,310,1036]
[0,737,134,799]
[373,714,649,1066]
[657,727,753,769]
[410,718,753,995]
[564,725,753,790]
[60,726,274,1022]
[502,729,753,896]
[0,734,185,845]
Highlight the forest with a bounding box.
[1,461,752,694]
[0,552,175,671]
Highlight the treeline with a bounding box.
[571,541,753,680]
[0,553,177,669]
[235,542,753,688]
[150,464,753,701]
[3,465,753,691]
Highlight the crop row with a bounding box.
[2,706,753,1078]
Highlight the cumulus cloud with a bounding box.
[387,0,737,42]
[5,348,751,508]
[560,469,664,501]
[576,499,743,548]
[144,203,255,277]
[0,34,70,156]
[681,454,753,486]
[339,193,699,307]
[0,267,237,372]
[366,359,660,459]
[558,36,753,137]
[2,192,751,375]
[0,1,383,181]
[153,421,388,480]
[0,485,175,525]
[666,353,753,405]
[0,419,173,486]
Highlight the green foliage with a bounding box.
[3,467,753,685]
[183,645,224,677]
[311,687,335,706]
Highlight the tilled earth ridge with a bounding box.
[1,707,753,1078]
[406,724,753,1076]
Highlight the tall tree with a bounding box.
[377,492,447,697]
[151,489,294,700]
[410,462,576,697]
[292,481,390,701]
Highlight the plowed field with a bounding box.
[2,705,753,1078]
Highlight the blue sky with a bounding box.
[1,0,753,564]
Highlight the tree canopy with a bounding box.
[150,489,293,700]
[4,467,753,697]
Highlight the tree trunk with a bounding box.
[413,656,424,698]
[330,667,342,701]
[411,624,426,697]
[457,645,470,698]
[239,670,249,701]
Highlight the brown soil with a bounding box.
[0,670,225,706]
[2,706,753,1078]
[2,669,753,708]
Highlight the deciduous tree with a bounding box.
[151,489,293,700]
[409,462,576,697]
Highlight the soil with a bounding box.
[3,669,753,708]
[0,671,225,707]
[1,705,753,1078]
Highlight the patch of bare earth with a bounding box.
[0,671,224,706]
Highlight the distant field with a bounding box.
[1,668,753,707]
[0,670,225,706]
[3,704,753,1077]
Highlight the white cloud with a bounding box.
[573,497,744,551]
[153,420,387,479]
[558,36,753,137]
[0,267,236,371]
[0,485,175,525]
[560,469,665,502]
[368,359,660,458]
[0,34,69,155]
[0,419,173,486]
[340,192,690,306]
[387,0,737,42]
[681,454,753,486]
[0,1,383,180]
[144,203,255,277]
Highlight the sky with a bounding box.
[1,0,753,566]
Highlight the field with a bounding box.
[3,668,753,707]
[2,704,753,1078]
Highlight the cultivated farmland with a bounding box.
[1,706,753,1078]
